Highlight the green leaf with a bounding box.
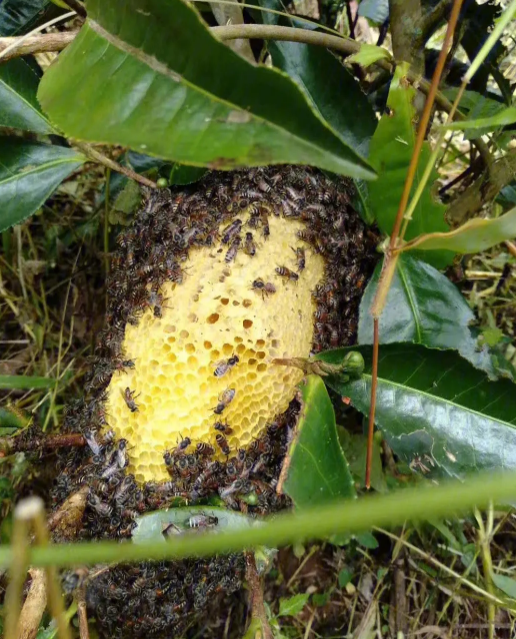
[0,0,49,36]
[37,0,375,180]
[169,163,207,186]
[254,0,377,158]
[492,573,516,599]
[340,430,387,492]
[0,59,54,134]
[358,0,389,24]
[132,506,258,544]
[278,593,310,617]
[283,376,356,509]
[347,44,391,68]
[358,254,513,380]
[0,375,57,390]
[401,207,516,254]
[338,567,353,587]
[368,65,451,267]
[320,345,516,479]
[353,178,375,225]
[442,107,516,133]
[0,138,85,232]
[355,531,378,549]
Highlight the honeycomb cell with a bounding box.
[105,215,325,483]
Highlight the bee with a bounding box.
[225,236,241,263]
[244,232,256,256]
[241,188,262,200]
[296,229,313,243]
[193,460,221,489]
[84,429,101,456]
[276,266,299,281]
[292,246,306,272]
[285,186,303,201]
[113,357,136,372]
[221,219,242,244]
[187,514,218,529]
[216,433,231,455]
[256,178,271,193]
[114,476,134,505]
[214,421,233,435]
[251,279,276,297]
[261,213,270,239]
[196,442,215,457]
[214,355,239,378]
[87,493,113,518]
[115,439,129,468]
[123,387,139,412]
[213,388,235,415]
[176,436,191,453]
[148,291,165,318]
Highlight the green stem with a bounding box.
[464,0,516,83]
[2,470,516,569]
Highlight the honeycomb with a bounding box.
[106,214,325,483]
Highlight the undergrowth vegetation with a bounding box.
[0,0,516,637]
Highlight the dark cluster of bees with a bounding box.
[49,166,378,637]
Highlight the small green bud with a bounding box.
[156,177,169,188]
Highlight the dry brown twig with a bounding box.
[245,552,274,639]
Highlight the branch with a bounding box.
[418,0,451,47]
[0,31,77,62]
[74,142,158,189]
[212,23,362,56]
[61,0,87,19]
[447,150,516,224]
[244,552,273,639]
[389,0,424,72]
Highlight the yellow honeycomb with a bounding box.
[105,215,325,483]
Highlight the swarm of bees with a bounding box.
[49,165,378,637]
[53,394,295,638]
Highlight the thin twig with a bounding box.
[389,0,465,250]
[365,319,379,489]
[0,11,75,62]
[0,31,77,61]
[61,0,87,18]
[75,143,157,189]
[0,432,86,455]
[366,0,465,486]
[244,552,273,639]
[77,587,90,639]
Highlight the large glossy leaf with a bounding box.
[0,0,49,36]
[368,65,452,267]
[283,375,355,509]
[358,254,514,380]
[401,206,516,254]
[37,0,375,179]
[254,0,377,158]
[320,345,516,479]
[132,506,258,544]
[0,138,85,232]
[0,59,54,134]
